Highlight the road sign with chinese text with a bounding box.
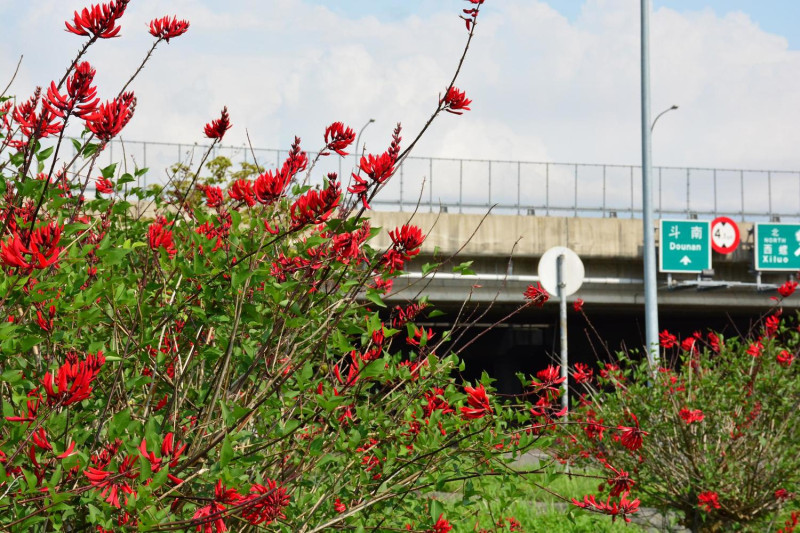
[754,223,800,271]
[659,219,711,273]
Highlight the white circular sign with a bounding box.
[537,247,585,298]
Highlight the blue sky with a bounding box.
[314,0,799,49]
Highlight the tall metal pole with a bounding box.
[557,254,569,414]
[641,0,659,365]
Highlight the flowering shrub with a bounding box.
[0,1,643,531]
[568,304,800,531]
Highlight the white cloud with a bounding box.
[1,0,798,191]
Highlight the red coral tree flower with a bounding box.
[289,175,341,229]
[85,93,136,142]
[84,454,139,508]
[778,280,798,298]
[659,329,678,349]
[461,384,493,419]
[45,61,99,120]
[148,221,177,258]
[65,0,129,39]
[440,87,472,115]
[42,351,105,406]
[524,282,549,307]
[698,491,721,512]
[427,514,453,533]
[228,179,256,207]
[777,349,795,368]
[572,362,593,385]
[149,15,190,43]
[679,408,705,424]
[241,479,291,525]
[616,412,647,452]
[323,121,356,156]
[571,493,640,523]
[96,177,114,194]
[204,106,231,140]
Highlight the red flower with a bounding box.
[746,341,763,358]
[12,88,63,139]
[65,0,129,39]
[42,351,105,406]
[707,331,721,353]
[461,384,493,419]
[199,185,225,208]
[423,387,455,417]
[571,493,640,523]
[573,298,584,312]
[242,480,291,525]
[84,454,139,508]
[524,282,549,307]
[572,362,593,385]
[254,169,290,205]
[148,15,190,42]
[679,408,704,424]
[192,501,228,533]
[427,514,453,533]
[659,330,678,349]
[605,463,635,497]
[228,179,256,207]
[777,349,795,368]
[698,491,721,512]
[389,224,424,259]
[617,413,647,452]
[204,106,231,140]
[290,176,341,229]
[778,280,798,298]
[333,498,346,513]
[1,233,32,269]
[440,87,472,115]
[45,62,99,120]
[138,433,186,484]
[85,93,136,142]
[460,0,485,31]
[681,336,698,354]
[532,365,566,395]
[148,221,176,258]
[96,177,114,194]
[324,121,355,156]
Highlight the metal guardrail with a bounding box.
[86,139,800,222]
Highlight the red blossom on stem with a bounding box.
[84,454,139,508]
[95,177,114,194]
[617,412,647,452]
[777,349,795,367]
[659,329,678,349]
[241,479,291,525]
[85,93,136,142]
[571,493,640,522]
[440,87,472,115]
[228,179,256,207]
[254,169,290,205]
[698,491,721,512]
[460,0,485,31]
[323,121,356,156]
[679,408,705,424]
[148,220,177,258]
[461,384,493,419]
[42,351,105,406]
[427,514,453,533]
[778,280,798,298]
[149,15,190,43]
[204,106,231,140]
[13,88,63,139]
[333,498,346,513]
[65,0,129,39]
[605,463,635,497]
[524,282,549,307]
[573,298,584,312]
[572,362,593,384]
[289,175,341,229]
[45,62,99,120]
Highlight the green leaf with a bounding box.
[365,289,386,308]
[36,146,54,162]
[220,436,234,468]
[429,499,443,523]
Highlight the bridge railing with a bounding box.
[87,139,800,222]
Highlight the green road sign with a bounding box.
[659,219,711,273]
[754,223,800,271]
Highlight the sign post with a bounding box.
[538,247,584,416]
[754,223,800,271]
[659,219,711,273]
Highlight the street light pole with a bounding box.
[354,118,375,167]
[651,105,678,132]
[640,0,659,366]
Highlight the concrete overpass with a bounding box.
[368,211,793,310]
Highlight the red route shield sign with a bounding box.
[710,216,740,254]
